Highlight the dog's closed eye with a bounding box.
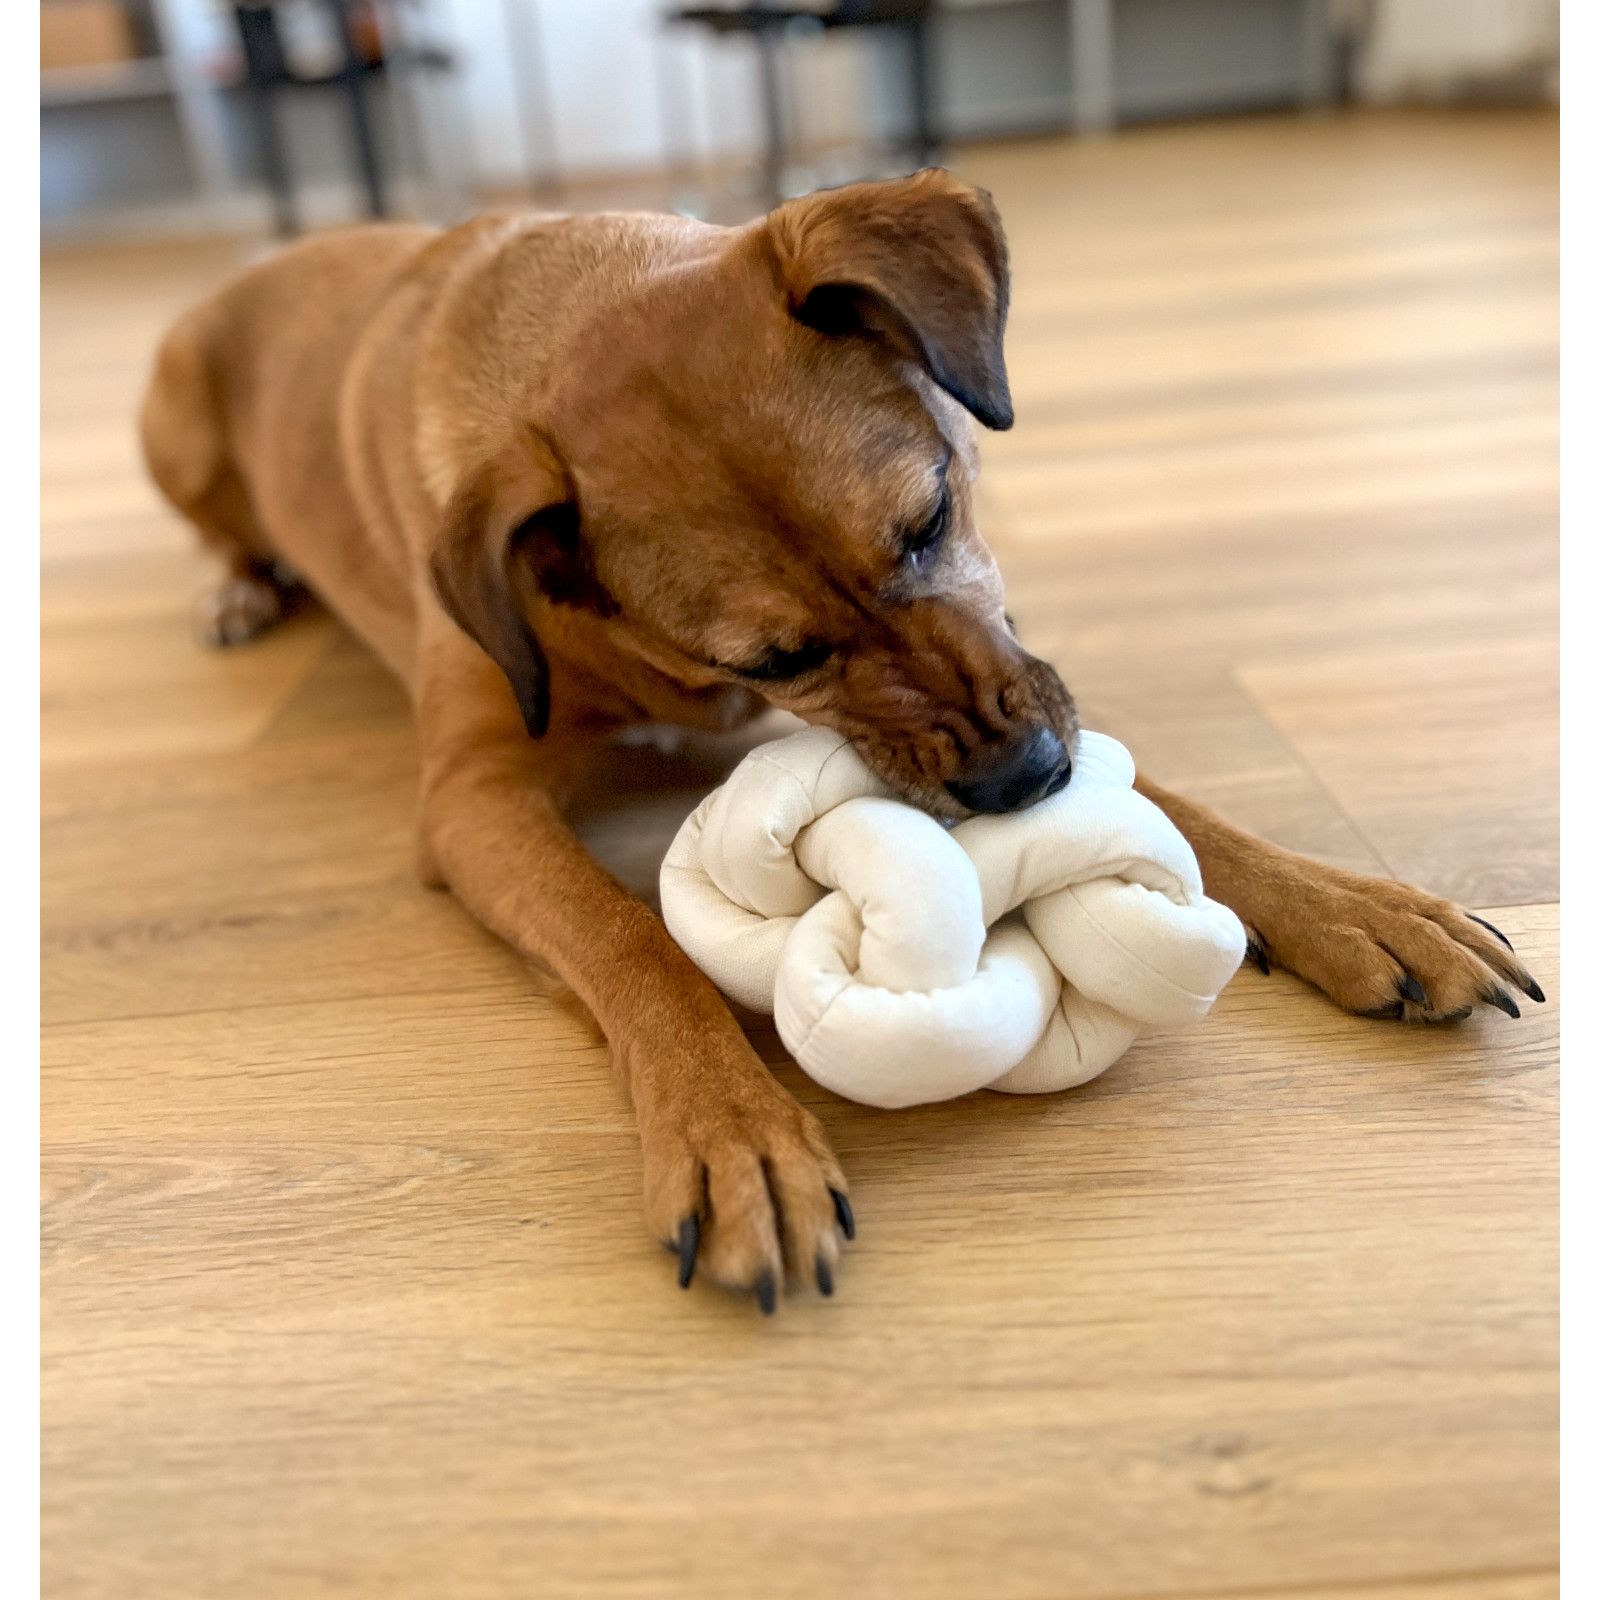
[719,638,837,681]
[901,493,948,576]
[899,454,951,577]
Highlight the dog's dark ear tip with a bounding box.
[947,377,1013,431]
[511,677,551,739]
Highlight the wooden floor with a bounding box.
[41,110,1558,1600]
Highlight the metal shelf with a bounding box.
[40,57,174,109]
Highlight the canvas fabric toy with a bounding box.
[661,728,1246,1108]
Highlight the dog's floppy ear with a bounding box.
[430,428,612,738]
[766,168,1014,430]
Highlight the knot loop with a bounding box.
[661,729,1245,1108]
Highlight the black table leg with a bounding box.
[326,0,387,217]
[234,4,298,237]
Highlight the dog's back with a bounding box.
[140,224,436,661]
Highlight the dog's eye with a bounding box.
[723,639,835,681]
[903,491,949,576]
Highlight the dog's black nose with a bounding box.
[946,727,1072,814]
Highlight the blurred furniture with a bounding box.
[41,0,1358,238]
[230,1,391,235]
[41,0,469,238]
[41,0,140,70]
[41,0,234,229]
[938,0,1340,136]
[663,1,939,208]
[653,0,1340,217]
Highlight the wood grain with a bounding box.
[41,109,1558,1600]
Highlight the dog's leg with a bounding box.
[142,317,300,648]
[1135,776,1544,1023]
[194,559,296,648]
[417,705,851,1309]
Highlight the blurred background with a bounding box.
[41,1,1559,238]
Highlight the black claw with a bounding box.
[1467,913,1515,951]
[830,1188,855,1242]
[675,1215,700,1290]
[1246,939,1271,976]
[1522,976,1546,1004]
[1398,975,1428,1007]
[816,1256,834,1298]
[1484,988,1521,1020]
[755,1271,777,1316]
[1357,1001,1405,1020]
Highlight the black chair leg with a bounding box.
[248,78,298,236]
[905,17,939,166]
[326,0,387,217]
[234,4,298,237]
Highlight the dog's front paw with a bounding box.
[635,1042,852,1313]
[1245,865,1544,1023]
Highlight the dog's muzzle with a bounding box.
[945,725,1073,814]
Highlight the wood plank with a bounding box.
[987,497,1556,676]
[41,605,333,767]
[1235,640,1558,908]
[41,908,1558,1600]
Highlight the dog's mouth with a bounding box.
[775,646,1080,820]
[838,706,1082,823]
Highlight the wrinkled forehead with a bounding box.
[560,278,968,536]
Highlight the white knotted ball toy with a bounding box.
[660,728,1247,1109]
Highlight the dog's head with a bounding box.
[432,169,1077,817]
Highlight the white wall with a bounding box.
[1355,0,1559,100]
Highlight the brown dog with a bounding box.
[140,170,1542,1311]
